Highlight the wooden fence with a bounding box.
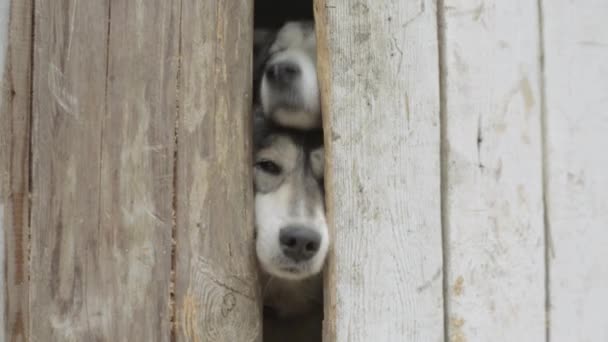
[1,0,607,341]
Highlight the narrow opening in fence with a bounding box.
[253,1,325,341]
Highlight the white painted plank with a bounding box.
[542,1,608,341]
[441,1,546,341]
[315,0,444,341]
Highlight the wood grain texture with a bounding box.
[174,0,262,341]
[440,1,546,341]
[30,0,108,339]
[0,0,32,340]
[315,0,444,341]
[98,0,179,339]
[542,1,608,341]
[30,0,177,340]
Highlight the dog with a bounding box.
[253,20,326,342]
[252,113,327,341]
[254,21,321,130]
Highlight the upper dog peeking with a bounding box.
[254,21,321,130]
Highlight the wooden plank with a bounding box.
[30,0,108,339]
[97,0,179,339]
[440,1,546,341]
[0,0,32,340]
[315,0,444,340]
[542,1,608,341]
[174,0,262,341]
[30,0,178,340]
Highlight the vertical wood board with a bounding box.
[315,0,444,341]
[99,0,179,340]
[0,0,32,340]
[440,0,546,341]
[30,0,108,339]
[174,0,262,341]
[30,1,177,340]
[542,1,608,341]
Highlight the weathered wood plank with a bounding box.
[440,1,546,341]
[315,0,444,340]
[0,0,33,340]
[30,0,109,339]
[97,0,179,340]
[30,0,178,340]
[174,0,262,341]
[542,1,608,341]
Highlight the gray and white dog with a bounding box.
[255,21,321,130]
[253,117,326,342]
[253,118,327,306]
[253,21,327,342]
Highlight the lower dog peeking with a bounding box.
[253,112,328,342]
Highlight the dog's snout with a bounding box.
[279,225,321,262]
[266,62,300,84]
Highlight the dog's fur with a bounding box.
[255,21,321,130]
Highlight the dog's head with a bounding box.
[254,21,320,130]
[253,116,328,280]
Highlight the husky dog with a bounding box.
[252,114,327,342]
[253,115,328,302]
[253,21,326,342]
[255,21,321,130]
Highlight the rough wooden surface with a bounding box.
[0,0,32,341]
[3,0,608,340]
[315,0,444,340]
[30,0,177,340]
[542,1,608,341]
[100,0,179,339]
[440,1,546,341]
[30,0,108,339]
[174,0,262,341]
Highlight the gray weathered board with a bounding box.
[0,0,32,341]
[6,0,261,341]
[174,0,262,341]
[30,0,176,340]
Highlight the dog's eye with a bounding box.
[255,160,282,175]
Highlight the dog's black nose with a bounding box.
[279,226,321,262]
[266,62,300,84]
